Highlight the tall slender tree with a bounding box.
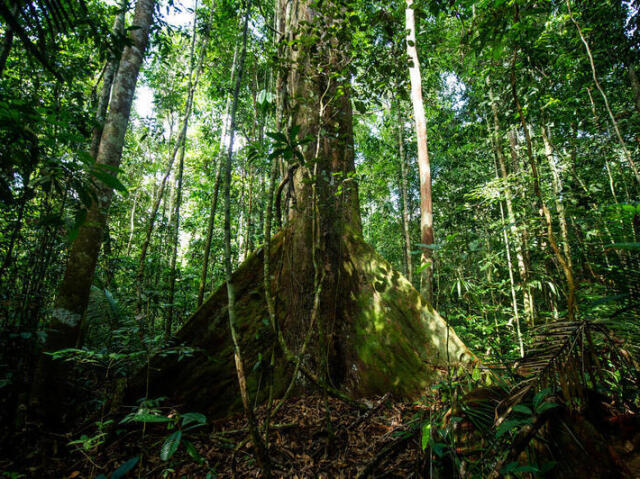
[405,0,434,301]
[198,21,241,307]
[136,1,214,317]
[166,0,201,337]
[397,104,413,284]
[221,2,271,474]
[31,0,156,419]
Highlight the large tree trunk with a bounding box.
[130,0,471,415]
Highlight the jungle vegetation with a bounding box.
[0,0,639,477]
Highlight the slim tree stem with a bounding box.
[511,51,576,321]
[166,0,201,337]
[136,1,214,316]
[396,103,413,284]
[197,30,240,307]
[222,3,271,476]
[405,0,434,302]
[567,0,640,186]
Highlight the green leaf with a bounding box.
[510,464,540,474]
[91,168,129,196]
[534,402,559,414]
[354,100,366,113]
[532,388,552,410]
[606,242,640,251]
[289,124,301,139]
[66,208,88,243]
[122,412,170,423]
[184,439,204,464]
[181,412,207,427]
[256,89,274,106]
[111,456,139,479]
[77,150,95,166]
[421,423,431,451]
[512,404,533,415]
[500,461,521,474]
[266,131,287,143]
[496,418,530,437]
[160,430,182,461]
[431,442,446,457]
[540,461,558,473]
[268,148,287,160]
[76,184,94,208]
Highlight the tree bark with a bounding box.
[244,164,254,258]
[32,0,156,422]
[89,0,127,159]
[405,0,433,302]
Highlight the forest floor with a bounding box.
[15,394,432,478]
[6,389,640,477]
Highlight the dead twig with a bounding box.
[347,393,390,432]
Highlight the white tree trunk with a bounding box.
[405,0,433,301]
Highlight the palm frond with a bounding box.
[501,317,639,418]
[0,0,90,78]
[85,286,125,347]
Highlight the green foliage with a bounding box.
[266,124,310,163]
[1,0,639,474]
[68,419,114,451]
[95,456,140,479]
[160,431,182,461]
[121,398,207,463]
